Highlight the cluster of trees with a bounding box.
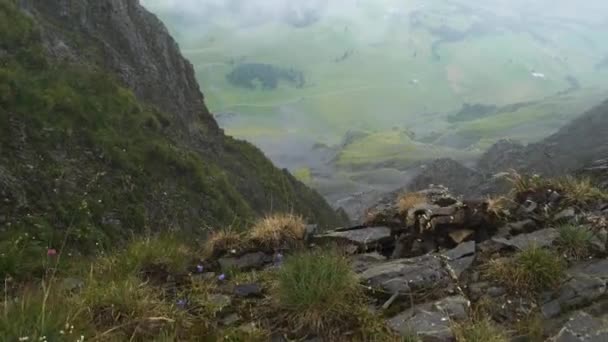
[227,63,305,90]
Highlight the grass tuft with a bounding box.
[486,246,565,294]
[453,318,508,342]
[97,235,192,281]
[554,176,608,206]
[556,224,594,259]
[0,286,91,342]
[485,196,511,219]
[203,228,245,258]
[275,249,362,336]
[508,171,606,206]
[248,213,306,250]
[78,276,182,339]
[515,312,544,342]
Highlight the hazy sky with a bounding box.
[142,0,608,22]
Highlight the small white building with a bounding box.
[532,72,546,79]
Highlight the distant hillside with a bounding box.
[477,99,608,176]
[0,0,346,257]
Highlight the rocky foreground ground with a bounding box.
[3,171,607,341]
[199,172,608,341]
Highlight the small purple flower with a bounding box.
[274,253,284,266]
[176,298,188,308]
[196,264,204,273]
[218,273,226,281]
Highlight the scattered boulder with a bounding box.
[233,283,263,298]
[218,252,272,271]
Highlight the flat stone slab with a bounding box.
[442,241,475,261]
[358,254,450,294]
[218,252,271,271]
[492,228,558,250]
[388,310,453,341]
[316,226,392,250]
[388,296,469,341]
[551,311,608,342]
[543,259,608,318]
[441,241,476,278]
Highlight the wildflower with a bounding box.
[176,298,188,308]
[218,273,226,281]
[196,264,204,273]
[47,248,57,257]
[18,337,29,341]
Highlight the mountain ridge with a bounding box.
[0,0,346,257]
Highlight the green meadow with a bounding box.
[146,0,608,172]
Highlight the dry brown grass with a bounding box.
[248,213,306,249]
[554,176,607,205]
[202,228,245,258]
[508,171,607,206]
[397,192,427,214]
[485,196,511,219]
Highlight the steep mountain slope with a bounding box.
[477,99,608,176]
[0,0,346,255]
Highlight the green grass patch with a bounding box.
[276,249,362,335]
[486,246,565,295]
[95,235,193,281]
[335,130,475,169]
[293,167,313,184]
[0,286,92,342]
[556,224,595,260]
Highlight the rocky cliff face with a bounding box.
[21,0,218,141]
[0,0,345,253]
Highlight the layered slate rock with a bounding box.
[388,296,470,341]
[357,255,450,294]
[542,259,608,318]
[218,252,272,271]
[441,241,476,278]
[314,226,393,252]
[492,228,559,250]
[550,311,608,342]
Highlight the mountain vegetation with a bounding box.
[0,0,345,281]
[2,0,608,341]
